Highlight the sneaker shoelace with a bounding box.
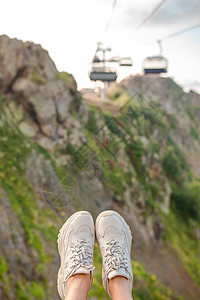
[65,238,94,279]
[104,239,129,275]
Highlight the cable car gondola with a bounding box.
[143,40,168,75]
[89,62,117,82]
[143,56,168,74]
[119,57,133,67]
[89,43,117,82]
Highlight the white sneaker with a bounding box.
[95,210,133,298]
[57,211,95,299]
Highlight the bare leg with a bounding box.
[64,274,91,300]
[109,276,133,300]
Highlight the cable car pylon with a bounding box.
[89,42,133,101]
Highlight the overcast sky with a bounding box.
[0,0,200,92]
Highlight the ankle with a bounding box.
[65,274,91,300]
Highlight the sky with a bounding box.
[0,0,200,92]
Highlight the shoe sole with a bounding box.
[95,210,132,253]
[57,211,93,299]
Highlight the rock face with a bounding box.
[0,35,56,89]
[0,35,83,144]
[120,75,200,178]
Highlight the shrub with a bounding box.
[125,140,149,178]
[27,282,45,299]
[162,146,181,179]
[147,140,160,155]
[171,182,200,221]
[104,115,124,139]
[108,86,122,100]
[85,111,98,133]
[190,126,199,141]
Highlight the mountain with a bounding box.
[182,81,200,94]
[0,35,200,300]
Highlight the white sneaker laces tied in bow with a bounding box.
[105,239,130,275]
[65,238,94,280]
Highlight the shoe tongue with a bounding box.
[108,269,130,280]
[104,228,123,243]
[70,230,92,245]
[73,267,91,276]
[105,227,119,236]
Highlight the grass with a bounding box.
[0,255,8,283]
[31,72,46,84]
[0,255,12,296]
[16,282,31,300]
[0,119,59,298]
[89,245,185,300]
[15,281,46,300]
[132,260,185,300]
[163,212,200,286]
[107,84,130,107]
[55,71,74,87]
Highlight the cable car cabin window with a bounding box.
[144,68,167,74]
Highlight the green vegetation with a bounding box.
[171,181,200,222]
[107,85,130,106]
[0,255,8,282]
[16,282,31,300]
[161,135,199,222]
[162,146,181,179]
[167,78,184,96]
[190,126,199,141]
[27,281,46,299]
[147,139,161,155]
[69,94,82,117]
[163,212,200,286]
[0,99,58,298]
[85,111,98,133]
[104,114,125,139]
[89,245,184,300]
[55,71,74,87]
[132,260,184,300]
[0,255,12,296]
[125,140,146,177]
[31,72,46,84]
[103,161,131,196]
[15,281,46,300]
[107,85,124,100]
[89,244,109,299]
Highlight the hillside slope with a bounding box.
[0,35,200,300]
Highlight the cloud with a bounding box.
[123,0,200,28]
[151,0,200,26]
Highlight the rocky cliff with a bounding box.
[0,35,200,300]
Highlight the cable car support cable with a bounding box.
[103,0,118,38]
[126,0,168,40]
[158,22,200,42]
